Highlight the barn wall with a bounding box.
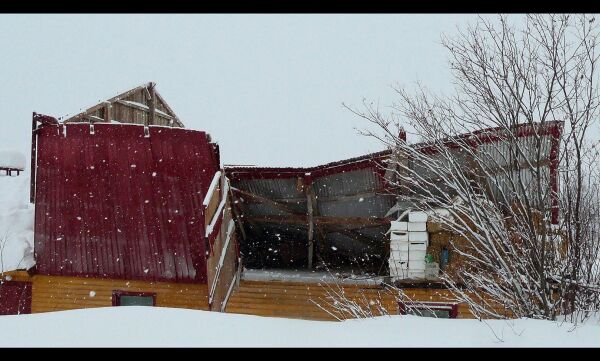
[2,271,208,313]
[204,171,240,311]
[34,123,220,283]
[206,205,239,311]
[225,279,510,320]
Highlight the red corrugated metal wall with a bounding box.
[0,281,32,315]
[34,123,219,283]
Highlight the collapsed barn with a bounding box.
[0,83,564,320]
[226,121,562,283]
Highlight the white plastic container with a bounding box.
[390,221,408,231]
[408,222,427,232]
[408,211,428,223]
[408,231,428,242]
[391,231,409,242]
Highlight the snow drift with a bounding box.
[0,307,598,347]
[0,173,34,272]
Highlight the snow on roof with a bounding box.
[0,150,26,170]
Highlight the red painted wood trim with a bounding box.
[112,290,157,306]
[398,301,458,319]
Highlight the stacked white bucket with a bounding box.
[389,211,429,280]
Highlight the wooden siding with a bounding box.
[1,271,208,313]
[63,83,184,128]
[205,172,239,311]
[226,280,510,321]
[206,204,239,311]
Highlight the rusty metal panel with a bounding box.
[34,123,219,283]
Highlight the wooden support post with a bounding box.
[305,177,318,270]
[229,187,248,242]
[30,113,37,203]
[307,192,314,269]
[103,102,111,123]
[148,83,156,126]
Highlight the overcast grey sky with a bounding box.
[0,14,492,167]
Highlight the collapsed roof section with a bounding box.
[225,150,397,274]
[225,121,564,274]
[62,82,184,128]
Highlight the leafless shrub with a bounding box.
[346,14,600,322]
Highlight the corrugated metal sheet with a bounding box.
[478,133,555,208]
[33,123,219,283]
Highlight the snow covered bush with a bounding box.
[348,14,600,322]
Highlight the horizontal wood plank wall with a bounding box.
[1,271,208,313]
[226,280,510,321]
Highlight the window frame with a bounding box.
[112,290,157,306]
[398,301,458,319]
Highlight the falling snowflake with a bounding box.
[89,291,96,297]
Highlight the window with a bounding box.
[398,301,458,319]
[112,291,156,306]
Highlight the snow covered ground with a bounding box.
[0,172,34,272]
[0,307,598,347]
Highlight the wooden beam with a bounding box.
[103,101,111,123]
[236,188,393,205]
[229,184,248,242]
[30,112,37,203]
[231,187,305,216]
[154,90,184,127]
[244,215,390,227]
[306,182,315,269]
[328,227,376,245]
[148,83,156,126]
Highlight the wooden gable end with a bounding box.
[63,82,184,128]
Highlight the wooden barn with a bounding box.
[0,84,564,321]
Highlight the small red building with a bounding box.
[1,84,238,314]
